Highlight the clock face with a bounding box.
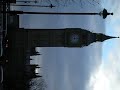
[70,34,79,43]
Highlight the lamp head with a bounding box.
[111,13,113,15]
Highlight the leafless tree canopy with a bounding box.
[29,77,47,90]
[39,0,100,7]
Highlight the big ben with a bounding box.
[9,28,119,48]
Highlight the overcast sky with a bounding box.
[12,0,120,90]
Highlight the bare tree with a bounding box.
[29,77,47,90]
[39,0,100,7]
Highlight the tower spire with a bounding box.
[105,35,119,40]
[95,33,119,42]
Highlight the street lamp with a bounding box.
[11,4,55,8]
[99,8,113,19]
[16,0,38,3]
[1,8,113,19]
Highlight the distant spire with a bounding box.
[35,75,42,78]
[31,64,39,66]
[30,58,32,60]
[36,66,41,68]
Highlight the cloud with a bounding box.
[89,50,120,90]
[41,43,103,90]
[87,0,120,86]
[88,34,120,90]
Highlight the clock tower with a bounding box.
[9,28,119,48]
[64,28,119,47]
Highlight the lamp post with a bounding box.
[16,0,38,3]
[1,8,113,19]
[11,4,55,8]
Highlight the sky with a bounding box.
[12,0,120,90]
[90,0,120,90]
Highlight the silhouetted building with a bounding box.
[4,14,42,90]
[6,0,16,3]
[29,47,40,56]
[25,64,42,79]
[4,62,41,89]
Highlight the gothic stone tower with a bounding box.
[9,28,118,48]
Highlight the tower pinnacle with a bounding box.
[95,33,119,42]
